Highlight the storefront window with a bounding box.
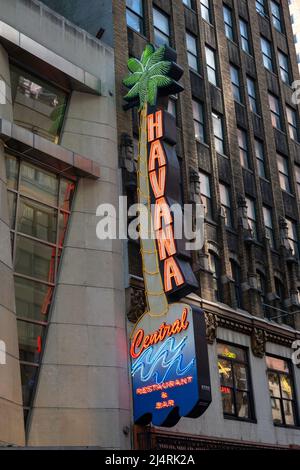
[218,343,254,420]
[266,356,298,426]
[10,65,68,143]
[5,153,75,418]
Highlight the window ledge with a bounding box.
[223,414,257,424]
[0,118,100,179]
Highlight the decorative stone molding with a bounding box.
[127,287,146,323]
[204,312,219,344]
[251,328,267,358]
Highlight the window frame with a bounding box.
[223,4,234,41]
[153,6,170,47]
[255,139,267,179]
[268,93,282,130]
[263,205,275,249]
[192,99,205,143]
[237,128,250,169]
[261,36,274,72]
[126,0,144,34]
[270,0,283,33]
[212,112,225,155]
[205,45,218,87]
[247,76,259,114]
[200,0,212,24]
[230,64,242,103]
[199,171,213,220]
[286,105,299,142]
[186,31,199,72]
[220,182,233,228]
[239,18,251,55]
[277,153,291,193]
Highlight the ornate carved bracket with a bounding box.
[251,328,267,358]
[204,312,219,344]
[127,286,146,323]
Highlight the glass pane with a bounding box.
[280,375,293,400]
[10,65,67,143]
[271,397,283,424]
[15,276,52,322]
[268,372,281,397]
[154,29,170,47]
[218,359,233,386]
[283,400,295,425]
[7,191,17,229]
[20,364,39,407]
[153,8,169,35]
[126,0,142,16]
[15,235,55,283]
[126,9,142,32]
[20,161,58,206]
[266,356,289,372]
[188,53,198,71]
[18,320,45,364]
[220,386,234,414]
[236,391,250,418]
[217,343,246,361]
[234,363,248,390]
[5,155,19,190]
[18,197,57,243]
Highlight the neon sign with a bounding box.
[123,44,211,427]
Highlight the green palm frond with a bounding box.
[123,44,175,110]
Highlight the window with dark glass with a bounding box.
[199,171,212,219]
[278,50,291,85]
[274,277,287,322]
[255,139,267,179]
[270,1,283,33]
[261,37,274,72]
[193,100,205,143]
[223,5,234,41]
[257,270,267,315]
[220,183,232,228]
[126,0,144,33]
[230,65,242,103]
[231,260,243,309]
[167,97,177,119]
[186,32,199,72]
[268,93,282,130]
[5,154,75,419]
[205,45,218,86]
[263,206,275,248]
[256,0,266,16]
[286,218,299,258]
[239,19,251,54]
[212,112,225,154]
[10,65,68,144]
[209,252,223,301]
[238,128,250,169]
[200,0,211,23]
[183,0,193,8]
[266,356,298,426]
[295,165,300,200]
[246,197,258,240]
[286,105,299,141]
[218,343,254,420]
[247,76,258,114]
[153,7,170,47]
[277,153,291,193]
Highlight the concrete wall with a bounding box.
[0,44,25,447]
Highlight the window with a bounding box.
[274,277,286,321]
[261,37,274,72]
[167,97,177,118]
[193,100,205,142]
[255,139,266,178]
[238,128,250,169]
[277,154,291,193]
[256,0,266,16]
[257,270,267,314]
[231,261,243,309]
[5,154,75,419]
[266,356,298,426]
[247,76,258,114]
[183,0,192,7]
[223,5,234,41]
[278,51,291,85]
[268,94,282,130]
[200,0,211,23]
[199,171,212,219]
[286,105,299,141]
[153,7,170,47]
[10,65,68,144]
[186,32,199,72]
[246,197,257,240]
[270,1,283,33]
[209,252,223,301]
[220,183,232,227]
[218,343,254,420]
[239,19,251,54]
[286,218,299,258]
[263,206,275,248]
[126,0,144,33]
[205,46,218,86]
[212,112,225,154]
[295,165,300,200]
[230,65,242,102]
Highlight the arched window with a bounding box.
[231,260,243,309]
[209,251,223,302]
